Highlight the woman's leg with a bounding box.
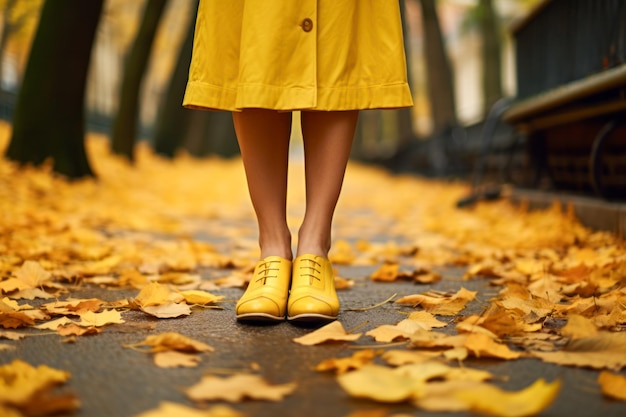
[232,109,293,260]
[297,110,359,257]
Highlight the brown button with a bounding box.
[301,18,313,32]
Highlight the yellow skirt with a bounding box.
[183,0,413,112]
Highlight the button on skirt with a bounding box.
[183,0,413,111]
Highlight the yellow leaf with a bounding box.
[185,374,296,402]
[381,350,442,366]
[396,288,476,316]
[153,351,201,368]
[370,263,400,282]
[316,349,377,374]
[560,314,598,339]
[78,310,124,327]
[14,260,51,288]
[532,332,626,371]
[0,359,73,406]
[292,321,362,345]
[133,402,245,417]
[598,371,626,401]
[337,364,422,403]
[178,290,224,305]
[35,317,75,330]
[463,333,521,360]
[141,302,191,318]
[131,332,213,353]
[134,282,171,307]
[453,379,561,417]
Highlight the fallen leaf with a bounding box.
[140,302,191,318]
[381,350,443,366]
[153,351,201,368]
[597,371,626,401]
[57,324,101,336]
[337,364,422,403]
[78,310,124,327]
[292,321,362,345]
[130,332,213,353]
[133,402,245,417]
[178,290,224,305]
[417,378,561,417]
[560,314,598,339]
[532,332,626,371]
[396,288,476,316]
[463,333,521,360]
[316,349,377,374]
[186,374,296,402]
[0,359,78,415]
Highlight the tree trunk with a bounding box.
[479,0,502,116]
[153,0,196,158]
[5,0,103,178]
[420,0,457,136]
[111,0,167,161]
[395,0,415,146]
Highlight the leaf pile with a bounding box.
[1,122,625,416]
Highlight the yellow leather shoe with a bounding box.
[236,256,291,322]
[287,254,339,322]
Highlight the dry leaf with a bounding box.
[0,359,78,414]
[140,302,191,318]
[560,314,598,339]
[337,364,422,403]
[153,351,201,368]
[316,349,377,374]
[130,332,213,353]
[292,321,362,345]
[133,402,245,417]
[381,350,443,366]
[396,288,476,316]
[178,290,224,305]
[417,378,561,417]
[186,374,296,402]
[57,324,101,336]
[463,333,521,360]
[78,310,124,327]
[597,371,626,401]
[532,332,626,370]
[134,282,173,307]
[35,317,75,330]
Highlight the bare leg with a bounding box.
[232,109,293,260]
[297,110,358,257]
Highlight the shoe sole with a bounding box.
[287,313,337,323]
[236,312,285,322]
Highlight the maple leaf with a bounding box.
[133,402,245,417]
[463,333,521,360]
[396,288,476,316]
[532,331,626,371]
[0,359,78,415]
[153,351,201,368]
[416,378,561,417]
[77,310,124,327]
[185,374,296,402]
[337,364,423,403]
[178,290,224,305]
[366,312,446,343]
[14,260,52,288]
[129,332,213,353]
[597,371,626,401]
[292,321,362,346]
[140,302,192,318]
[316,349,378,374]
[381,349,443,366]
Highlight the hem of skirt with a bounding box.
[183,81,413,111]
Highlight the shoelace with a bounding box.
[255,260,279,285]
[299,259,321,285]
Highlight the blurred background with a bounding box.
[1,0,624,200]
